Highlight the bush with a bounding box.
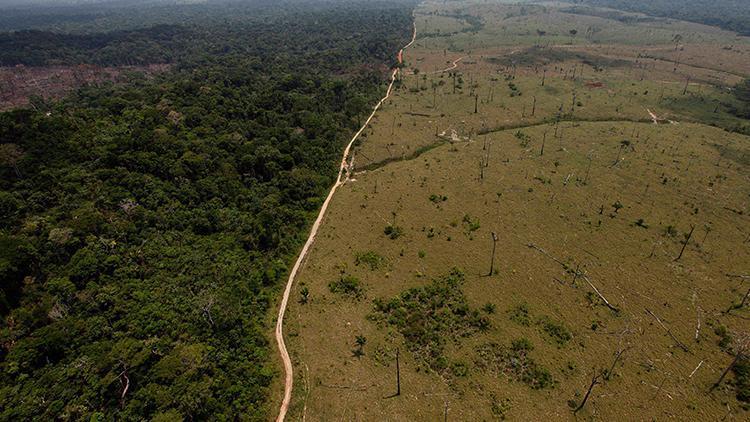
[384,225,403,239]
[509,303,531,326]
[538,316,572,346]
[354,251,385,270]
[370,268,488,372]
[734,355,749,406]
[462,214,480,232]
[476,338,556,390]
[329,275,363,299]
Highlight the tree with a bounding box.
[0,143,24,178]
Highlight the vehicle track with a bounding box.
[273,18,417,422]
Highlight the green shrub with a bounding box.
[476,338,556,390]
[462,214,480,232]
[715,325,732,349]
[354,251,385,270]
[329,275,363,299]
[384,225,403,239]
[734,356,749,407]
[538,316,572,346]
[370,268,488,372]
[509,303,531,326]
[429,194,448,203]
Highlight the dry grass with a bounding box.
[281,1,750,419]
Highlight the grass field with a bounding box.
[282,1,750,419]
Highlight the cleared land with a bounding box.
[283,1,750,420]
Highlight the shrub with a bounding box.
[538,316,572,346]
[734,356,749,407]
[355,251,385,270]
[370,268,488,372]
[509,303,531,326]
[429,194,448,203]
[462,214,480,232]
[384,225,403,239]
[476,338,556,390]
[329,275,363,299]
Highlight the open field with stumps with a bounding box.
[283,1,750,420]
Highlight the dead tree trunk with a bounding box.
[396,348,401,396]
[674,225,695,261]
[605,347,629,380]
[711,352,743,392]
[487,232,498,276]
[574,372,603,413]
[646,308,690,352]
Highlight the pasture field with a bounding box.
[283,1,750,419]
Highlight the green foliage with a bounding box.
[299,286,310,304]
[490,394,512,419]
[514,130,531,147]
[462,214,481,232]
[580,0,750,36]
[384,224,404,239]
[715,325,732,350]
[476,338,556,390]
[0,1,416,419]
[371,268,489,372]
[734,356,749,407]
[429,193,448,203]
[352,335,367,358]
[329,275,364,299]
[509,303,532,326]
[537,316,573,346]
[450,360,470,377]
[730,79,750,119]
[354,250,385,270]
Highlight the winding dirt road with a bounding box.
[274,20,417,422]
[431,56,464,74]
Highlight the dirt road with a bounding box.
[273,19,417,422]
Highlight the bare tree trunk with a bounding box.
[711,353,743,392]
[574,372,602,413]
[396,348,401,396]
[119,368,130,409]
[487,232,498,276]
[675,225,695,261]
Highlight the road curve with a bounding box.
[274,19,417,422]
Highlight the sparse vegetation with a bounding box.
[476,338,556,390]
[371,268,489,372]
[509,303,532,326]
[537,316,573,347]
[355,250,386,270]
[288,0,750,418]
[384,224,404,239]
[329,274,364,299]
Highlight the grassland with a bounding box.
[282,1,750,419]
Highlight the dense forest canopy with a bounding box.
[579,0,750,36]
[0,0,415,419]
